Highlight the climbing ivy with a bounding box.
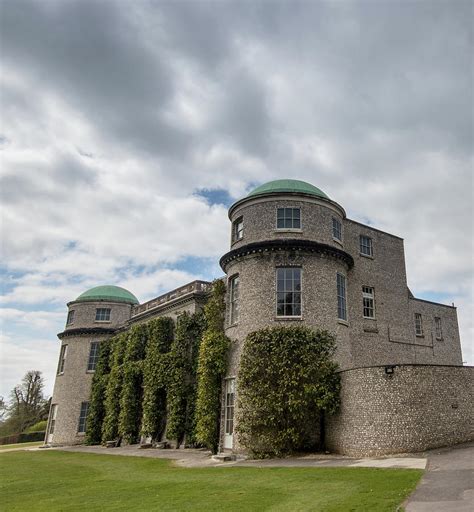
[85,337,112,445]
[237,326,340,457]
[194,280,230,453]
[141,317,174,441]
[119,324,149,444]
[166,311,206,445]
[101,333,127,443]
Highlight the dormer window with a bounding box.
[232,216,243,242]
[277,208,301,229]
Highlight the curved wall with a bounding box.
[224,251,353,376]
[46,300,133,445]
[229,196,345,251]
[326,365,474,456]
[65,300,133,331]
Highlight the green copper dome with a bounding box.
[247,179,329,199]
[75,285,139,305]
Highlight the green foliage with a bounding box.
[25,420,47,433]
[101,334,127,443]
[166,312,205,445]
[119,324,149,443]
[0,371,49,437]
[85,338,112,445]
[237,326,340,457]
[195,280,230,453]
[141,318,174,440]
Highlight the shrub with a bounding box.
[237,326,340,457]
[194,280,230,453]
[25,420,47,433]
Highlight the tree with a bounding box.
[237,326,340,457]
[1,371,48,436]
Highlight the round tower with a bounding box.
[46,285,139,445]
[219,179,354,450]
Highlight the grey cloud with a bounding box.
[0,0,472,367]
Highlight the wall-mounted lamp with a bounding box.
[384,365,396,375]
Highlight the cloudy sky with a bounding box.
[0,0,472,399]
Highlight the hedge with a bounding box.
[0,431,46,445]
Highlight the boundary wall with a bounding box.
[326,364,474,456]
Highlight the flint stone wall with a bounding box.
[326,364,474,456]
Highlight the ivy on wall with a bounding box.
[166,311,205,445]
[86,282,230,450]
[194,280,230,454]
[237,326,340,457]
[85,338,112,445]
[119,324,149,444]
[101,333,128,443]
[141,317,174,441]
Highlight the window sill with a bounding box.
[227,322,239,328]
[86,370,96,374]
[77,432,86,436]
[436,337,444,341]
[332,237,343,246]
[338,319,349,326]
[275,316,303,321]
[360,253,374,259]
[274,229,303,233]
[95,320,111,323]
[415,334,425,338]
[363,316,377,320]
[57,372,64,376]
[363,327,379,333]
[231,238,244,247]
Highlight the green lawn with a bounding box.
[0,451,422,511]
[0,441,43,451]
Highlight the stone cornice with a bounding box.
[219,239,354,272]
[57,327,117,339]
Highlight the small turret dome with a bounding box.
[75,285,139,305]
[247,179,329,200]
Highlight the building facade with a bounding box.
[46,179,472,454]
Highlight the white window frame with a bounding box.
[362,286,375,319]
[95,308,111,322]
[332,218,342,242]
[359,235,373,257]
[77,401,89,433]
[276,267,302,317]
[47,404,57,441]
[415,313,423,336]
[87,341,101,372]
[276,207,301,230]
[57,344,68,375]
[337,273,347,321]
[435,317,443,340]
[223,378,235,449]
[232,216,244,243]
[229,275,240,325]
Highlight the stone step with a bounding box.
[212,453,236,462]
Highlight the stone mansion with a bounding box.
[46,179,473,455]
